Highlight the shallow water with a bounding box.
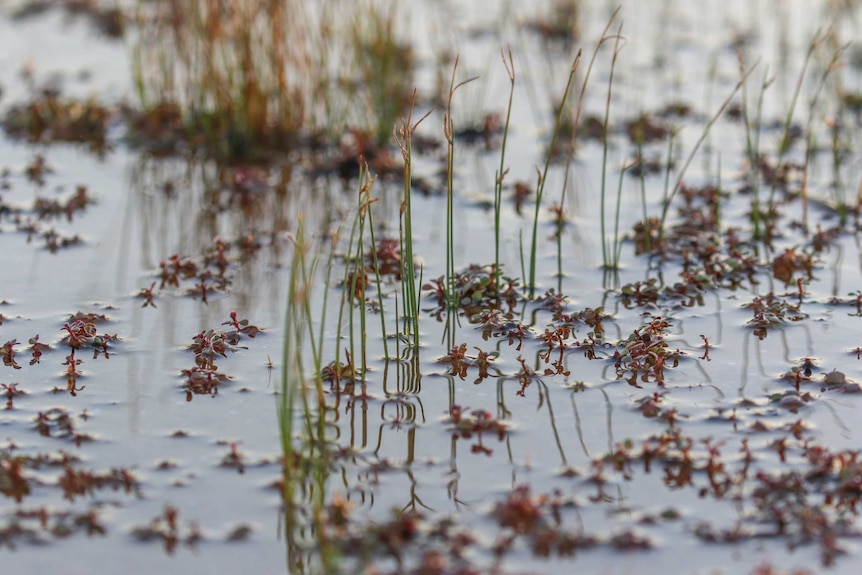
[3,1,862,574]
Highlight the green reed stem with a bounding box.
[612,162,626,267]
[297,226,321,371]
[279,232,300,571]
[280,216,336,572]
[658,64,756,245]
[636,138,651,253]
[354,170,370,380]
[559,7,620,228]
[803,42,846,227]
[362,169,389,358]
[518,229,527,300]
[740,66,771,240]
[767,30,828,228]
[444,57,478,347]
[529,52,581,297]
[395,96,431,350]
[556,216,564,293]
[399,180,416,345]
[335,212,360,383]
[600,24,624,270]
[316,224,343,380]
[660,128,675,236]
[494,47,516,294]
[716,155,723,234]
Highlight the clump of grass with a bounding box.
[130,0,303,158]
[2,92,112,154]
[350,2,415,148]
[336,162,384,379]
[394,99,432,351]
[279,217,340,573]
[129,0,415,160]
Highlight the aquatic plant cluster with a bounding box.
[3,1,862,574]
[182,312,261,400]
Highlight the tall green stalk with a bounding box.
[611,162,626,269]
[658,65,756,245]
[739,64,771,240]
[335,212,361,384]
[636,138,650,254]
[280,217,337,573]
[361,166,389,358]
[352,165,376,379]
[766,30,828,235]
[494,47,516,295]
[528,52,582,298]
[443,58,478,346]
[600,24,624,270]
[802,42,846,228]
[394,97,432,350]
[559,7,620,234]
